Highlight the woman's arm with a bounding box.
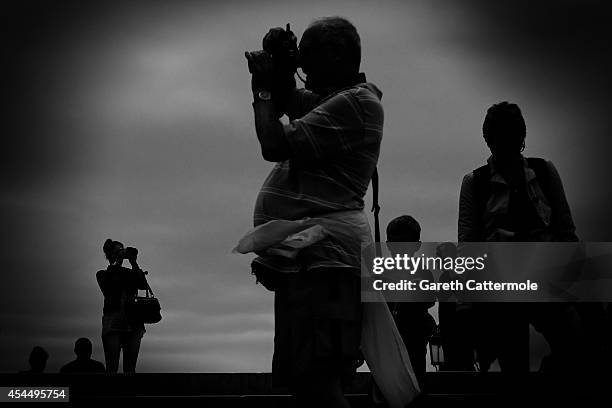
[128,261,149,290]
[96,270,109,297]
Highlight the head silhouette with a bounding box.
[299,17,361,94]
[483,101,526,162]
[103,238,124,265]
[28,346,49,373]
[74,338,93,360]
[386,215,422,256]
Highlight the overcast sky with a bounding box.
[1,0,611,372]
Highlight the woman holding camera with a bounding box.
[96,239,148,373]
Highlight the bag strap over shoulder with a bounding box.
[139,270,155,298]
[371,167,382,256]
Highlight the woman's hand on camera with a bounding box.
[122,247,138,264]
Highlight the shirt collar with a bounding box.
[486,154,536,184]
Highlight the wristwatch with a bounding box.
[255,90,272,102]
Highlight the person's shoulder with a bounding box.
[539,157,557,172]
[60,361,76,373]
[462,171,475,185]
[92,360,106,372]
[527,157,560,177]
[460,171,479,196]
[353,82,382,97]
[86,359,106,372]
[326,83,380,103]
[527,156,552,165]
[463,161,491,184]
[346,84,383,106]
[527,156,556,167]
[343,84,384,123]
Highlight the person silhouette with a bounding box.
[385,215,436,387]
[97,239,148,373]
[245,17,383,407]
[458,101,585,372]
[60,338,105,374]
[436,242,476,371]
[20,346,49,373]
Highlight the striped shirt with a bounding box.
[253,82,384,272]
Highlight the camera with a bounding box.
[262,24,299,76]
[246,24,299,79]
[119,247,138,261]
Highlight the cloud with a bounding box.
[2,0,610,373]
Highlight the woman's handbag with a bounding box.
[127,274,162,324]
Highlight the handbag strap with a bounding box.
[141,271,155,298]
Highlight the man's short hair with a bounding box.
[482,101,526,152]
[387,215,421,242]
[300,16,361,73]
[75,338,92,357]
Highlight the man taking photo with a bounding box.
[245,17,383,408]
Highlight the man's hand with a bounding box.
[245,50,274,94]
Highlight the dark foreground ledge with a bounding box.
[0,372,606,407]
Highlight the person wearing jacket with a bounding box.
[458,102,585,372]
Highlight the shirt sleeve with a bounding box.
[96,270,108,297]
[458,172,480,242]
[283,88,321,120]
[283,88,383,161]
[130,267,149,290]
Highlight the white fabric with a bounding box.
[234,211,420,407]
[361,295,421,407]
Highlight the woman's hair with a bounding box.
[103,238,123,261]
[482,101,526,153]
